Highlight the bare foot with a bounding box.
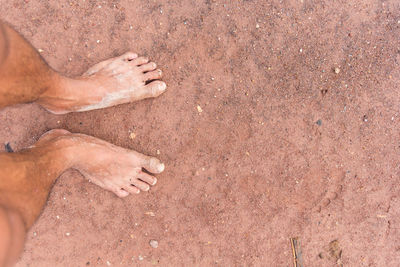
[34,129,164,197]
[37,52,167,114]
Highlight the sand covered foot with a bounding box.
[38,52,166,114]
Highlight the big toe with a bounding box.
[135,81,167,100]
[132,153,165,174]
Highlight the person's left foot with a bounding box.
[37,52,166,114]
[32,129,164,197]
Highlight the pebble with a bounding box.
[256,23,260,29]
[65,232,70,236]
[38,48,44,53]
[138,255,144,261]
[4,142,13,153]
[197,105,203,113]
[334,67,340,74]
[145,211,155,216]
[149,240,159,248]
[129,132,136,139]
[316,119,322,126]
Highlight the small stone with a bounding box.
[197,105,203,113]
[156,150,161,155]
[38,48,44,53]
[299,48,303,53]
[65,232,70,236]
[149,240,159,248]
[145,211,155,216]
[256,23,260,29]
[129,132,136,139]
[33,232,37,236]
[316,119,322,126]
[56,215,60,219]
[334,67,340,74]
[4,142,13,153]
[138,255,144,261]
[96,40,100,44]
[106,261,111,266]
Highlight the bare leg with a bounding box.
[0,130,164,266]
[0,21,166,113]
[0,21,166,266]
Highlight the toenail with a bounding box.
[159,83,166,91]
[157,163,165,173]
[152,178,157,185]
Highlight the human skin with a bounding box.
[0,21,166,266]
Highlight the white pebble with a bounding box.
[149,240,159,248]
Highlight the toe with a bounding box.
[115,189,130,198]
[143,69,162,81]
[131,56,149,66]
[130,179,151,191]
[133,80,166,100]
[142,156,165,174]
[123,185,141,194]
[139,62,157,72]
[147,81,167,96]
[119,51,138,61]
[138,172,157,186]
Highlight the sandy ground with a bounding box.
[1,0,400,266]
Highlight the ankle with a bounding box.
[36,75,99,114]
[23,134,77,177]
[36,74,74,113]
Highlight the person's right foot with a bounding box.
[37,52,167,114]
[34,129,164,197]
